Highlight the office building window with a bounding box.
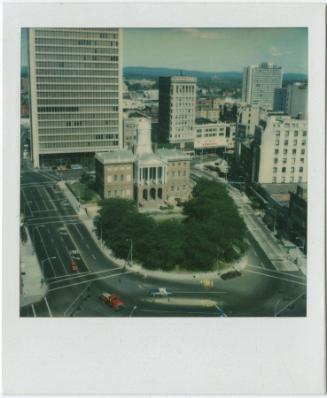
[282,167,286,173]
[284,140,288,146]
[274,158,278,164]
[273,167,277,174]
[274,149,279,155]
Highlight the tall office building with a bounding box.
[158,76,197,147]
[285,83,307,120]
[242,62,283,110]
[28,28,123,168]
[273,83,308,119]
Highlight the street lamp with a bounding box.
[41,256,56,278]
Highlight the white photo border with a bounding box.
[2,2,326,395]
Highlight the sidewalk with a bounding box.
[20,227,48,307]
[58,181,249,285]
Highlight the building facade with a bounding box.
[242,62,283,110]
[194,120,236,152]
[29,28,123,167]
[196,98,220,122]
[286,83,307,120]
[257,115,307,184]
[96,117,192,208]
[158,76,197,147]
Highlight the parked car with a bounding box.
[99,292,125,310]
[220,270,242,280]
[148,287,172,297]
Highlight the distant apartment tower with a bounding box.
[242,62,283,110]
[28,28,123,168]
[158,76,197,147]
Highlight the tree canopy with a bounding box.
[95,179,247,271]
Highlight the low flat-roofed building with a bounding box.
[96,117,191,208]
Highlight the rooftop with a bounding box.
[95,150,134,165]
[157,148,191,161]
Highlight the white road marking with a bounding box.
[275,292,306,316]
[55,247,68,275]
[85,243,90,249]
[36,228,57,277]
[48,267,121,284]
[48,271,133,292]
[244,268,306,286]
[44,297,53,317]
[73,224,85,240]
[92,254,96,260]
[31,304,36,317]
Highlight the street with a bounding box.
[20,165,306,317]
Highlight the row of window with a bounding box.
[168,170,187,177]
[274,148,306,155]
[35,29,118,39]
[35,69,119,77]
[37,99,118,106]
[37,109,119,118]
[36,53,119,63]
[38,133,119,141]
[37,91,118,99]
[274,157,305,165]
[171,85,195,94]
[35,61,119,69]
[35,37,119,47]
[39,119,118,128]
[36,45,119,55]
[109,174,132,183]
[39,140,119,149]
[275,130,307,137]
[107,189,131,199]
[275,139,306,147]
[272,176,303,183]
[37,84,118,91]
[36,77,119,84]
[273,166,304,174]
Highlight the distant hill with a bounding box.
[124,67,242,80]
[124,66,307,82]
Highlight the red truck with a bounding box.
[99,292,125,311]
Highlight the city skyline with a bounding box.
[21,27,307,74]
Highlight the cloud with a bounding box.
[181,28,225,40]
[269,46,294,57]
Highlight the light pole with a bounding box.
[41,256,56,279]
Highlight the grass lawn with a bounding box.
[68,181,99,204]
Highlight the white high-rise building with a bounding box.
[242,62,283,110]
[158,76,197,147]
[28,28,123,168]
[257,115,307,184]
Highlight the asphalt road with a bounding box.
[20,165,306,318]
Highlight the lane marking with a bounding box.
[44,297,53,317]
[244,268,306,286]
[48,271,133,292]
[35,227,57,278]
[65,226,91,272]
[31,304,36,317]
[73,224,85,240]
[92,254,96,260]
[55,247,68,275]
[48,267,122,284]
[275,292,306,317]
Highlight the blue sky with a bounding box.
[22,27,307,73]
